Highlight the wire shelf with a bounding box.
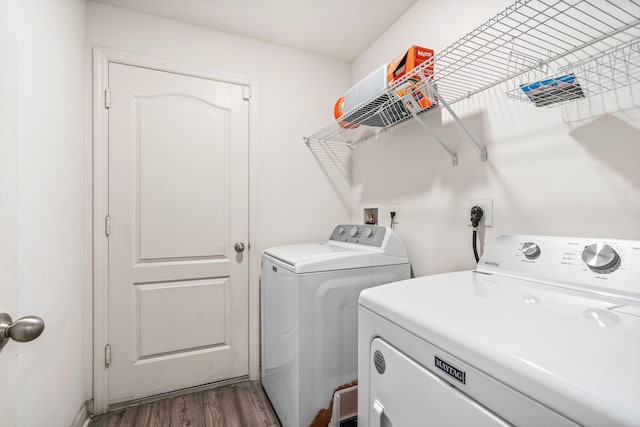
[507,37,640,106]
[305,66,439,145]
[435,0,640,104]
[305,0,640,151]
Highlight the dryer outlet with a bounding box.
[467,199,493,227]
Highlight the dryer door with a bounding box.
[369,338,509,427]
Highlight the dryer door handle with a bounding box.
[372,399,385,427]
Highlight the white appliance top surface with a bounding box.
[359,235,640,427]
[263,242,405,273]
[262,225,409,273]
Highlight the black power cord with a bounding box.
[470,206,484,263]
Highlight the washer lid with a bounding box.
[358,271,640,427]
[263,243,407,273]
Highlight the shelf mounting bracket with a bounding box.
[426,81,488,162]
[402,95,458,166]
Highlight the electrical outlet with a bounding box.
[390,203,399,228]
[467,199,493,227]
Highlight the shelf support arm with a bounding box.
[403,96,458,166]
[426,81,488,162]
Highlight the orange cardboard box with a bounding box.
[387,45,435,83]
[392,77,433,110]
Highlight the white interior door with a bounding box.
[0,7,18,419]
[0,177,17,427]
[107,62,249,404]
[0,68,18,427]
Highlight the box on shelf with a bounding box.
[388,45,435,83]
[343,64,389,111]
[392,76,434,111]
[332,45,436,127]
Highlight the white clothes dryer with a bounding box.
[261,224,410,427]
[358,234,640,427]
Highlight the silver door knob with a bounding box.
[0,313,45,350]
[234,242,245,253]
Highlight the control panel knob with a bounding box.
[338,227,345,235]
[349,226,359,237]
[521,242,540,259]
[365,228,374,238]
[581,243,620,271]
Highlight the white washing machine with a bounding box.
[261,224,411,427]
[358,234,640,427]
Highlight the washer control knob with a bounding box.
[521,242,540,259]
[349,226,359,237]
[365,228,374,238]
[338,227,345,235]
[581,243,620,271]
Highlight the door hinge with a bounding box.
[242,86,251,101]
[104,215,111,237]
[105,344,111,367]
[105,88,111,109]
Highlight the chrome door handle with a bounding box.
[234,242,245,253]
[0,313,45,350]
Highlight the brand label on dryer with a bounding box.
[435,356,465,384]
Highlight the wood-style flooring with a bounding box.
[89,381,281,427]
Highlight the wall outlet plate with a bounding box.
[362,203,381,225]
[467,199,493,227]
[390,203,399,228]
[363,207,379,225]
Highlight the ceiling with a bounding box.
[92,0,418,61]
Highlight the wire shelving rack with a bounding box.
[304,0,640,165]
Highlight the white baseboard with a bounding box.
[70,403,89,427]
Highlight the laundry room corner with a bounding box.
[349,0,640,276]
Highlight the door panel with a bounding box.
[136,279,228,357]
[137,94,228,260]
[108,62,249,403]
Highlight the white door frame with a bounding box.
[92,47,258,414]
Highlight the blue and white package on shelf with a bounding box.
[519,74,585,107]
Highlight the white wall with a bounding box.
[86,0,353,384]
[351,0,640,276]
[0,0,88,426]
